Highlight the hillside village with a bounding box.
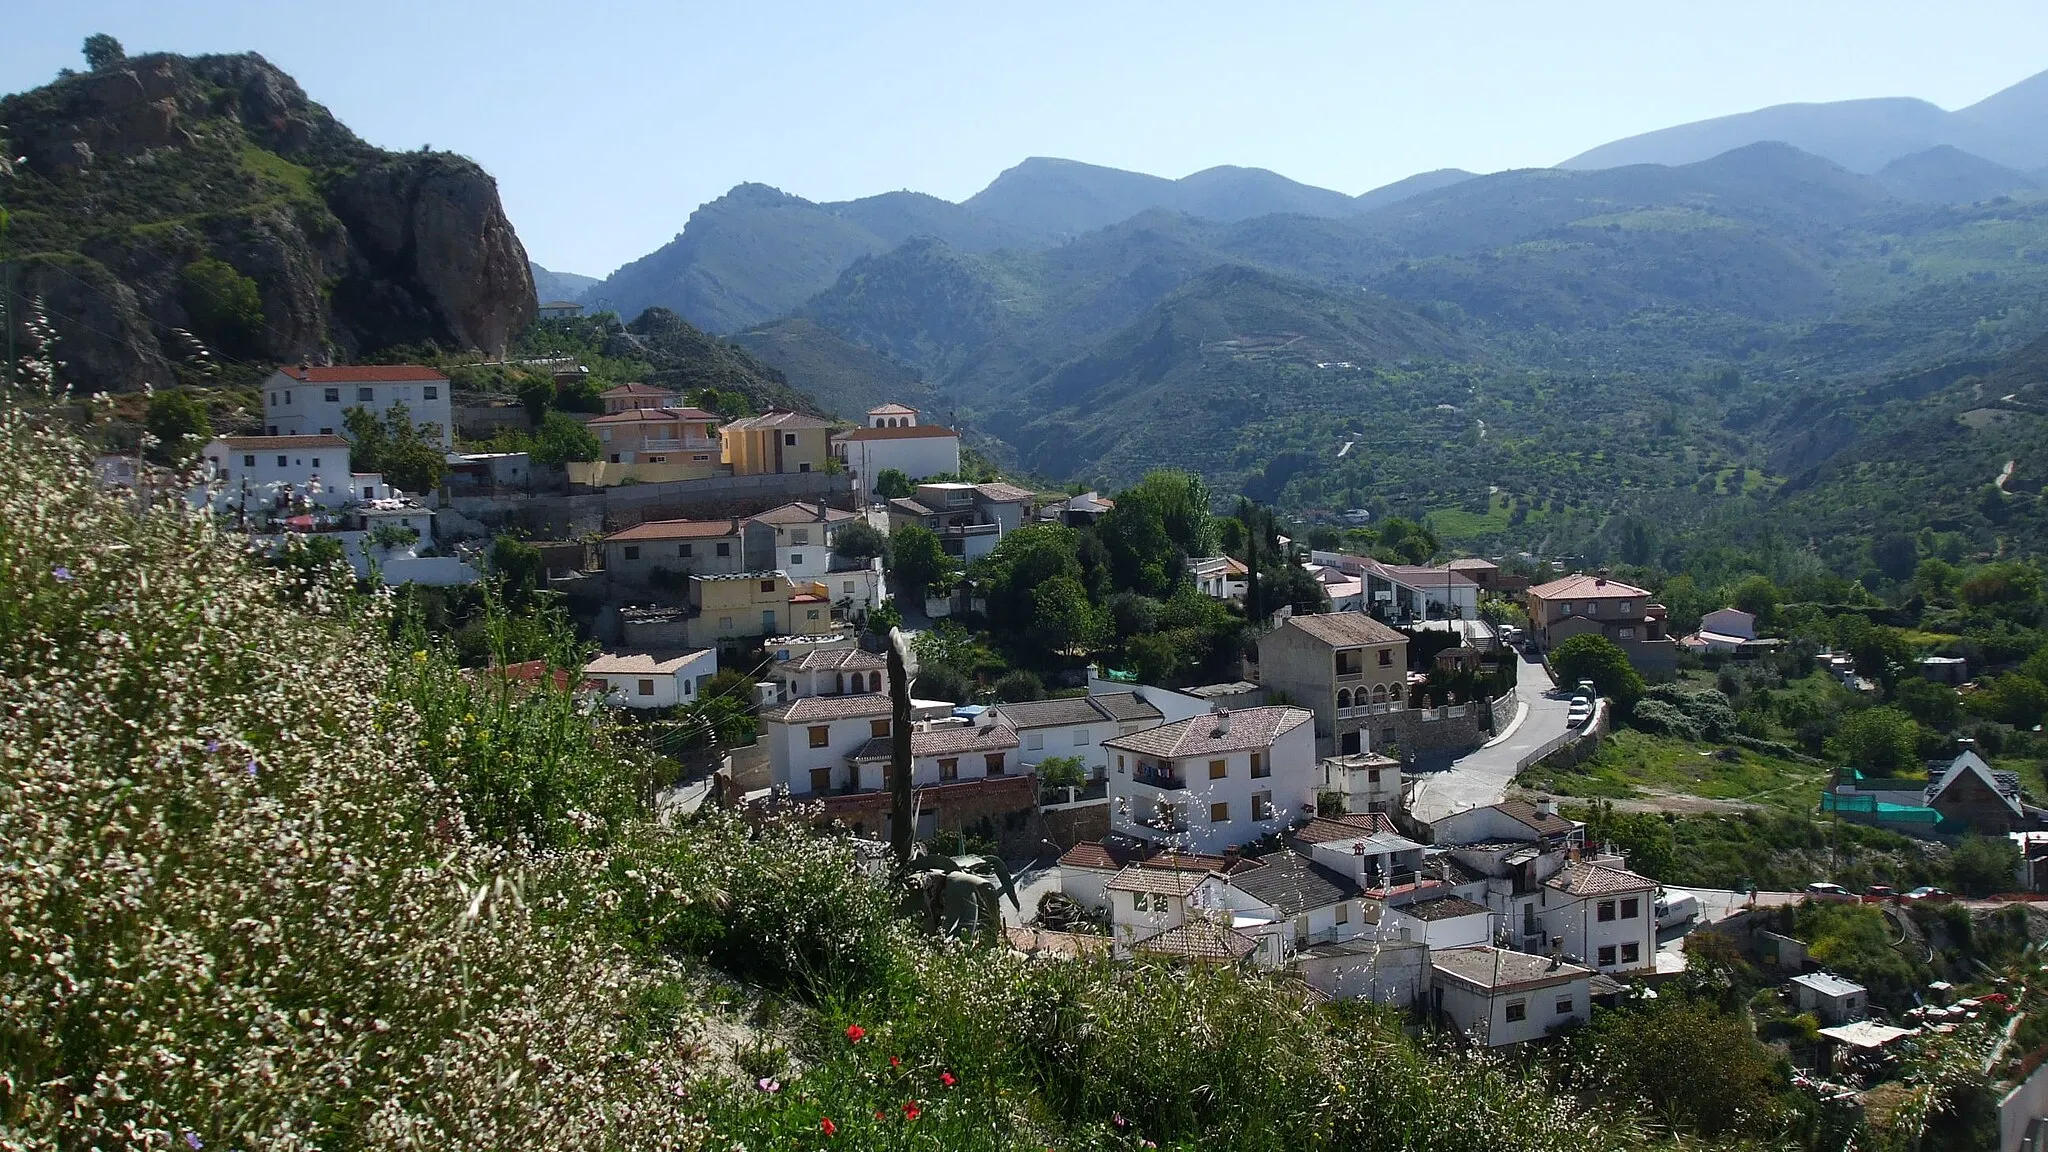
[21,29,2048,1152]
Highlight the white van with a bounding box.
[1655,889,1699,929]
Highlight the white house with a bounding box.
[989,692,1165,778]
[1535,861,1658,975]
[1106,865,1233,955]
[1190,556,1248,602]
[584,649,718,710]
[762,693,897,796]
[262,365,452,448]
[1380,895,1495,949]
[1791,972,1869,1025]
[1429,946,1595,1046]
[199,435,354,508]
[537,300,584,321]
[1320,752,1403,815]
[842,718,1021,791]
[769,645,887,702]
[832,405,963,500]
[1430,798,1585,848]
[1103,706,1316,853]
[1679,607,1760,654]
[1217,850,1368,956]
[743,502,861,586]
[1056,839,1258,914]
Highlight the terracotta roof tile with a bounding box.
[781,647,886,673]
[1545,861,1657,898]
[604,518,741,542]
[748,501,858,525]
[761,693,893,723]
[277,364,448,383]
[216,435,350,450]
[1431,946,1592,990]
[1528,573,1653,600]
[1103,706,1310,759]
[1134,921,1260,961]
[1106,866,1212,897]
[833,424,960,442]
[1280,613,1406,648]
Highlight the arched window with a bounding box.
[1337,688,1353,708]
[1389,683,1404,703]
[869,671,883,692]
[1371,684,1388,704]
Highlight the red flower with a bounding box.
[819,1117,837,1137]
[941,1071,957,1088]
[903,1100,922,1121]
[890,1055,901,1067]
[874,1109,885,1121]
[845,1024,866,1044]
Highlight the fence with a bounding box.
[1517,699,1608,773]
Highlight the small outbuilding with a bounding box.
[1790,971,1868,1025]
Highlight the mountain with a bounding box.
[0,51,533,391]
[530,262,598,303]
[582,184,1047,334]
[1559,67,2048,173]
[1874,146,2040,204]
[1353,168,1476,213]
[729,317,935,420]
[962,157,1361,236]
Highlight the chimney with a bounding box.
[1536,796,1557,818]
[1594,568,1609,586]
[1213,708,1231,736]
[815,501,827,521]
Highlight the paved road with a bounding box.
[1408,650,1574,822]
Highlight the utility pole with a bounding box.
[887,625,918,866]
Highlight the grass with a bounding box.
[1523,728,1827,810]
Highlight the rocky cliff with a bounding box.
[0,52,533,390]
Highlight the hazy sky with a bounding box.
[7,2,2048,276]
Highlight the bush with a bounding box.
[179,257,264,354]
[994,669,1045,702]
[1550,633,1643,707]
[914,662,974,704]
[1629,699,1702,741]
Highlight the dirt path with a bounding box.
[1998,459,2017,491]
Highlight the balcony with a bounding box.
[1336,700,1406,720]
[1131,763,1186,790]
[639,437,718,453]
[937,522,1000,540]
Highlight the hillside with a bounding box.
[530,261,599,302]
[0,51,534,391]
[963,156,1362,236]
[729,316,935,419]
[1873,146,2041,204]
[1560,67,2048,173]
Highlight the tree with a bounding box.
[1951,835,2021,897]
[82,34,124,72]
[873,469,914,500]
[179,259,265,355]
[1375,517,1439,565]
[863,597,901,638]
[971,524,1088,642]
[1728,575,1781,628]
[1029,574,1100,660]
[1561,996,1788,1139]
[1871,533,1918,583]
[1829,706,1921,774]
[144,390,210,468]
[993,670,1044,703]
[490,535,544,609]
[517,373,557,422]
[1895,676,1960,731]
[344,403,445,495]
[1914,557,1959,602]
[1549,634,1643,707]
[1655,573,1713,636]
[529,411,600,466]
[832,520,887,564]
[883,523,954,600]
[912,663,973,704]
[1967,674,2048,729]
[1099,470,1215,596]
[1036,755,1088,791]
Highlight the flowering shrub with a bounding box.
[0,395,702,1149]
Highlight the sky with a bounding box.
[7,1,2048,277]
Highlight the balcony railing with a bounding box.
[639,437,718,453]
[1336,701,1406,720]
[937,522,1000,539]
[1131,764,1186,790]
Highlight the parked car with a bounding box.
[1804,881,1855,901]
[1655,888,1700,929]
[1576,680,1597,697]
[1902,886,1952,902]
[1567,696,1593,727]
[1865,884,1896,899]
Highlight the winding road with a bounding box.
[1408,649,1576,822]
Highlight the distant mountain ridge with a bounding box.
[530,262,598,303]
[1560,66,2048,173]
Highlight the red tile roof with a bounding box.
[587,407,720,425]
[833,424,960,442]
[276,364,448,383]
[604,518,741,542]
[1281,613,1406,648]
[1528,573,1652,600]
[1134,921,1260,962]
[1546,861,1657,898]
[216,435,349,450]
[1104,706,1311,759]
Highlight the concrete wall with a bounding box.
[2000,1057,2048,1152]
[1041,802,1111,853]
[1298,939,1430,1006]
[818,773,1044,856]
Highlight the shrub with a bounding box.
[179,257,265,354]
[1629,699,1702,741]
[993,668,1044,702]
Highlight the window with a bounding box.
[791,529,809,545]
[284,391,292,405]
[1379,649,1393,666]
[323,387,340,403]
[1617,627,1635,640]
[423,385,438,400]
[277,455,289,467]
[358,387,374,402]
[807,725,832,749]
[243,454,256,467]
[1209,802,1230,823]
[789,553,803,566]
[1596,900,1616,922]
[623,546,640,561]
[1560,603,1573,615]
[647,455,667,464]
[761,609,777,632]
[310,457,322,468]
[1335,902,1350,924]
[1522,903,1538,936]
[755,579,774,593]
[362,487,374,500]
[984,753,1006,775]
[319,428,333,435]
[843,581,856,594]
[270,392,277,405]
[678,543,693,558]
[1073,728,1089,746]
[1505,1000,1526,1023]
[718,616,733,631]
[1252,791,1273,820]
[1209,759,1228,780]
[1025,732,1044,751]
[870,719,890,738]
[809,767,832,793]
[784,433,798,446]
[1368,768,1382,783]
[1597,945,1616,967]
[1555,996,1574,1015]
[1293,916,1309,938]
[609,454,621,464]
[1250,751,1268,778]
[637,679,655,696]
[1620,897,1640,919]
[798,462,812,473]
[1620,601,1634,614]
[716,542,731,556]
[939,758,959,781]
[1135,892,1153,914]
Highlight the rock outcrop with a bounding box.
[0,52,534,391]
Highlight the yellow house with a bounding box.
[721,410,834,476]
[568,405,729,487]
[685,571,836,648]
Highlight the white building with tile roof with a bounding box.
[1104,706,1316,853]
[583,649,718,710]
